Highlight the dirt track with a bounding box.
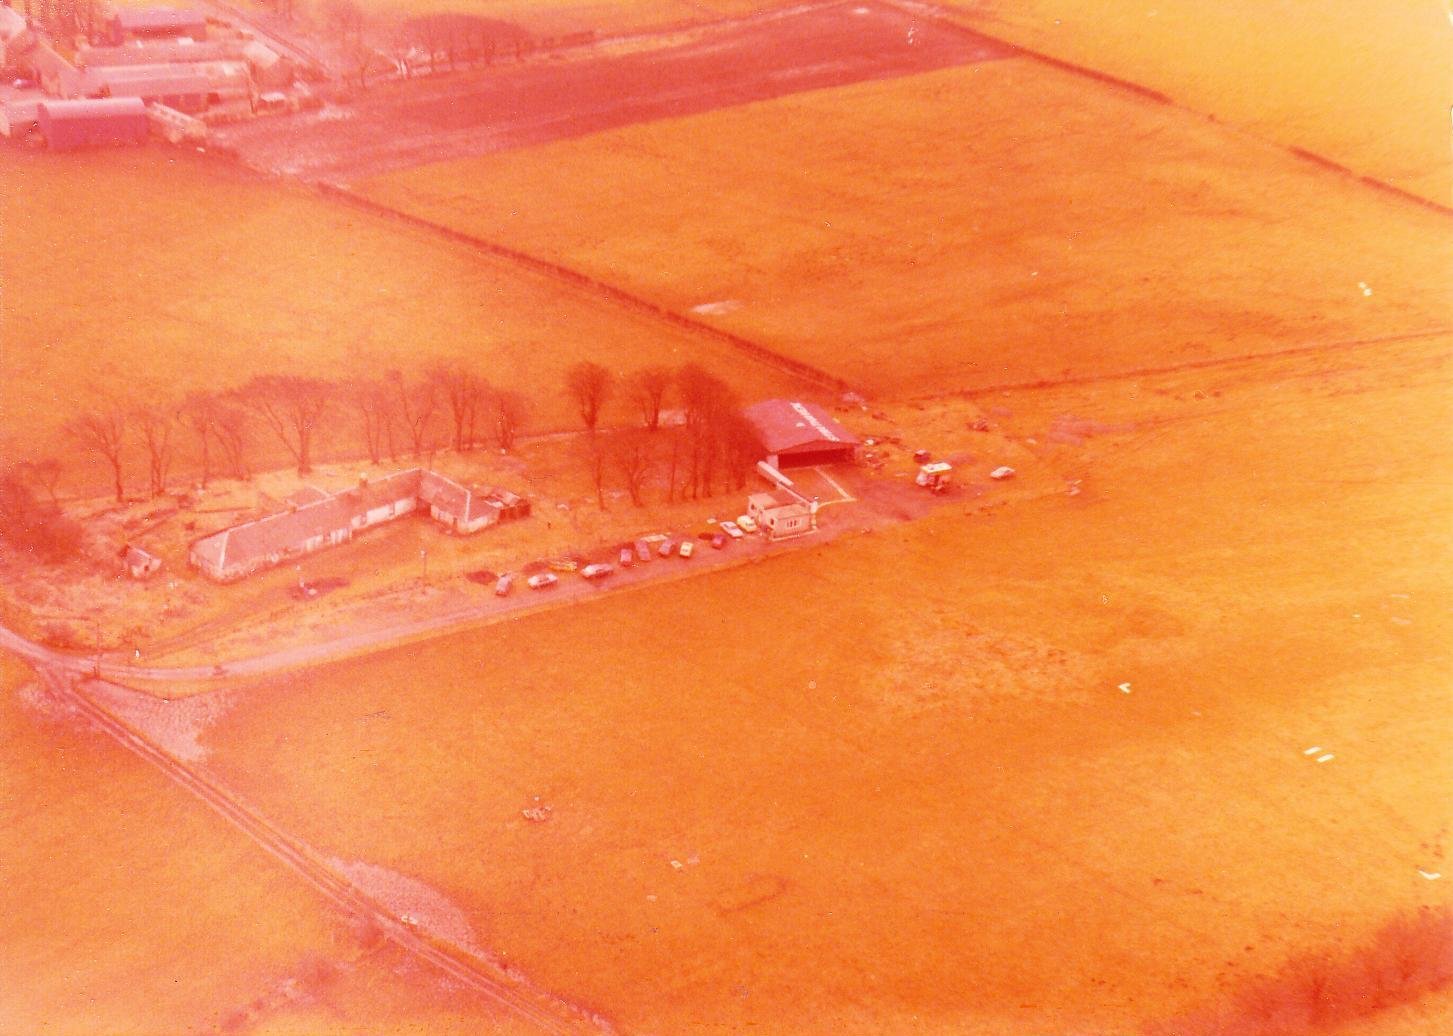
[211,0,1015,182]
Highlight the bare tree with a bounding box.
[388,369,439,459]
[628,365,672,431]
[675,365,738,499]
[66,408,127,502]
[345,377,394,465]
[19,457,64,508]
[611,430,655,506]
[0,465,82,562]
[179,391,219,488]
[578,438,607,510]
[213,404,251,481]
[238,374,333,475]
[567,361,614,434]
[429,363,490,452]
[135,405,175,497]
[492,390,527,451]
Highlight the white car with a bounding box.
[526,572,558,590]
[720,521,745,539]
[678,540,695,558]
[736,514,758,534]
[990,466,1017,480]
[581,563,614,579]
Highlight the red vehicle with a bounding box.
[711,533,727,549]
[619,546,635,567]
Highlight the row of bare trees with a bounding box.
[567,361,762,508]
[39,359,758,521]
[57,364,532,505]
[310,0,535,89]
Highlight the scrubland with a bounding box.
[358,58,1452,397]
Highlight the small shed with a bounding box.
[743,399,860,468]
[107,7,208,47]
[120,544,163,580]
[38,98,149,151]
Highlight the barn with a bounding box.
[80,61,253,114]
[743,399,860,468]
[106,7,209,47]
[37,98,149,151]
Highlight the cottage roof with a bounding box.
[743,399,859,454]
[39,97,147,121]
[111,8,208,34]
[191,467,517,573]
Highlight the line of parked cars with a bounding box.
[486,513,763,597]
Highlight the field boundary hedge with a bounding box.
[317,184,853,394]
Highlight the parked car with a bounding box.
[582,563,614,579]
[658,539,676,558]
[678,540,695,558]
[990,465,1017,480]
[619,547,635,568]
[711,533,727,549]
[736,514,758,534]
[635,540,653,562]
[548,557,578,573]
[527,572,559,590]
[720,521,744,539]
[494,573,514,596]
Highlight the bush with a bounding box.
[1145,907,1453,1035]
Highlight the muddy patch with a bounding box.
[83,680,235,762]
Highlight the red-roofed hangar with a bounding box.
[744,399,860,468]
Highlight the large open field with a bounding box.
[0,147,806,480]
[943,0,1452,206]
[356,54,1452,397]
[126,332,1453,1034]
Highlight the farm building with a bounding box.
[188,468,527,582]
[119,545,163,580]
[106,7,208,47]
[744,399,860,468]
[746,491,815,541]
[38,98,149,150]
[0,4,25,65]
[77,39,238,68]
[79,60,252,114]
[0,98,41,139]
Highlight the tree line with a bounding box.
[0,360,764,562]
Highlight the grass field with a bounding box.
[0,655,346,1034]
[356,57,1452,398]
[0,147,805,482]
[169,332,1453,1034]
[944,0,1452,206]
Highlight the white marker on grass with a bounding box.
[1303,746,1322,756]
[1118,683,1132,694]
[1418,870,1442,881]
[1316,753,1335,763]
